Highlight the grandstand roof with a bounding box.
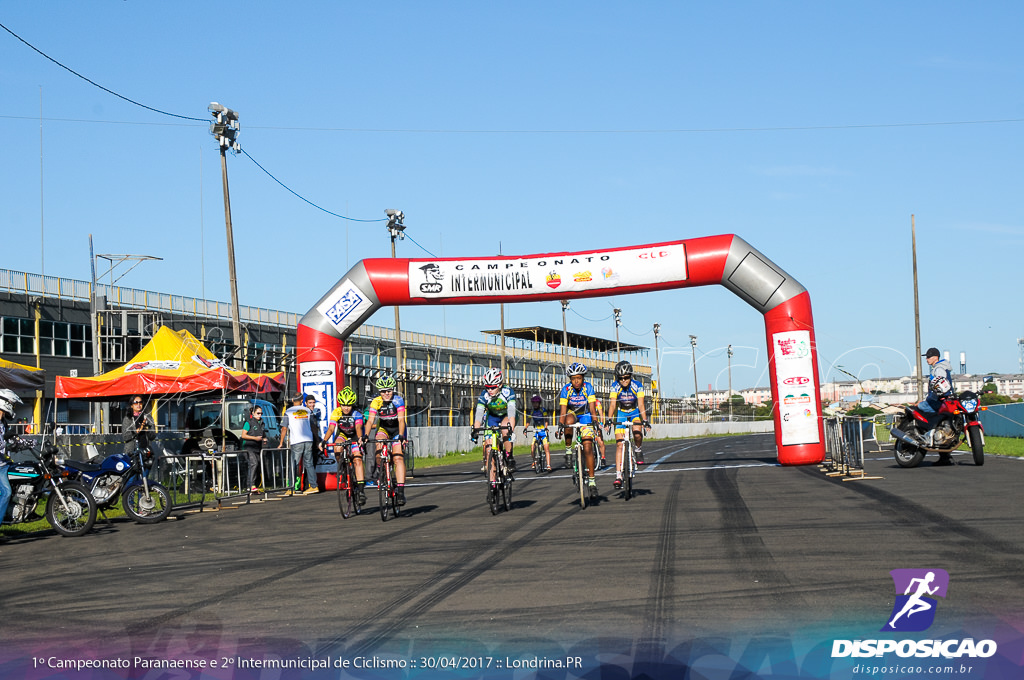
[481,325,646,354]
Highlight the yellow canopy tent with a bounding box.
[55,327,284,399]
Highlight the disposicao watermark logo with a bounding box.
[883,568,948,632]
[831,569,998,660]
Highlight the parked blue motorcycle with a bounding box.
[64,446,172,524]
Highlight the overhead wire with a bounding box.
[239,148,385,223]
[0,21,207,123]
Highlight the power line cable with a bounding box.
[0,21,207,122]
[569,308,613,323]
[4,113,1024,136]
[239,148,386,223]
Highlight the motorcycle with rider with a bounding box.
[889,347,985,467]
[1,389,98,537]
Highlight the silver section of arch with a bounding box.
[720,235,807,314]
[298,262,382,340]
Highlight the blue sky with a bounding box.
[2,2,1021,397]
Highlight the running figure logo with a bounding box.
[882,569,949,632]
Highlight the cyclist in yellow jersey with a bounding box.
[364,374,408,506]
[323,386,367,505]
[557,362,601,498]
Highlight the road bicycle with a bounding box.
[334,440,363,519]
[475,424,513,515]
[619,434,638,501]
[367,437,407,521]
[560,423,591,509]
[524,426,548,474]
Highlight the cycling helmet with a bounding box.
[0,388,22,418]
[483,368,503,387]
[337,386,358,406]
[375,374,397,391]
[530,394,542,404]
[565,362,587,377]
[614,360,634,378]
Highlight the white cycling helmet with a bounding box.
[565,362,587,377]
[0,388,23,418]
[483,368,503,387]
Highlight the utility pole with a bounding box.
[561,300,570,366]
[385,210,406,395]
[88,235,100,429]
[209,103,242,368]
[613,308,622,361]
[653,323,662,420]
[911,214,923,401]
[690,334,699,419]
[727,344,733,421]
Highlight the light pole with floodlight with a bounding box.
[385,209,406,395]
[209,102,242,368]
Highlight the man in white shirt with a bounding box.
[279,394,319,495]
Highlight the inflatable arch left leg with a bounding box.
[297,234,825,465]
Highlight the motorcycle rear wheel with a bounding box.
[46,482,97,537]
[122,483,172,524]
[969,429,985,466]
[893,439,924,468]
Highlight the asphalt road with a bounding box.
[2,433,1022,677]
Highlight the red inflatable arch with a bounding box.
[297,234,824,465]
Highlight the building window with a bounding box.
[2,317,34,354]
[1,317,92,357]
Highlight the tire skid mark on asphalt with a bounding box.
[803,465,1024,563]
[706,466,805,607]
[111,502,472,644]
[636,470,682,664]
[324,493,581,658]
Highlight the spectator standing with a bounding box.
[239,405,267,493]
[280,394,319,495]
[122,396,155,454]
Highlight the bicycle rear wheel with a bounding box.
[502,467,512,512]
[337,461,355,519]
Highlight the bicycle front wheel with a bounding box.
[576,447,588,509]
[379,459,392,522]
[623,441,634,501]
[337,462,355,519]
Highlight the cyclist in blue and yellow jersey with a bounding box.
[365,374,408,506]
[471,368,518,503]
[526,394,552,472]
[323,386,367,506]
[606,360,651,490]
[557,362,601,499]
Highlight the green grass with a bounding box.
[957,435,1024,458]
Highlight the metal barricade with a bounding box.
[156,453,212,511]
[822,416,884,481]
[207,447,295,506]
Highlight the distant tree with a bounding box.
[981,392,1013,406]
[847,406,882,417]
[754,400,774,420]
